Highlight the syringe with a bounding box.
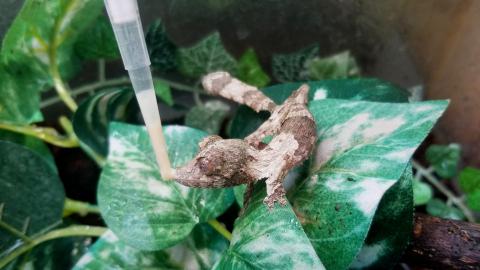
[104,0,174,180]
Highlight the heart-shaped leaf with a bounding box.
[351,166,413,269]
[177,32,237,79]
[230,78,410,139]
[97,123,234,250]
[213,184,325,270]
[73,88,140,159]
[290,99,447,269]
[236,48,270,87]
[185,100,230,134]
[272,45,319,82]
[306,51,360,80]
[0,141,65,255]
[74,224,228,270]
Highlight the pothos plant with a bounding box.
[0,0,451,269]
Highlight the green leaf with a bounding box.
[271,45,318,82]
[0,141,65,255]
[153,79,174,106]
[465,191,480,211]
[74,224,228,270]
[72,88,140,158]
[146,20,177,72]
[0,0,105,124]
[97,123,234,250]
[185,100,230,134]
[177,32,237,79]
[426,144,461,178]
[459,167,480,194]
[426,199,464,220]
[0,64,43,124]
[0,130,56,172]
[413,180,433,206]
[459,167,480,211]
[236,48,270,87]
[290,99,447,269]
[74,15,120,60]
[351,166,413,269]
[214,184,325,270]
[230,78,410,139]
[234,185,247,207]
[306,51,360,80]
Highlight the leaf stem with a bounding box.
[412,160,476,222]
[63,198,100,217]
[47,0,78,112]
[0,122,79,148]
[0,225,107,268]
[207,219,232,241]
[40,77,207,109]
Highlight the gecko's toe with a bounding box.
[263,189,288,209]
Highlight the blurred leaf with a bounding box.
[74,15,119,60]
[0,141,65,255]
[413,180,433,206]
[236,48,270,87]
[185,100,229,134]
[0,130,56,172]
[426,144,461,178]
[230,78,410,139]
[426,199,464,220]
[97,123,234,250]
[0,65,44,124]
[306,51,360,80]
[0,0,105,124]
[153,79,173,106]
[146,20,177,72]
[291,99,447,269]
[459,167,480,211]
[72,88,140,158]
[213,184,325,269]
[271,45,318,82]
[177,32,237,79]
[351,166,413,269]
[74,224,228,270]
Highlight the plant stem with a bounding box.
[207,219,232,241]
[47,0,78,112]
[0,225,106,268]
[63,198,100,217]
[412,160,476,222]
[0,122,79,148]
[40,77,207,109]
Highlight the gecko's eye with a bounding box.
[197,154,224,175]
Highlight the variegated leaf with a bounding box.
[74,224,228,270]
[290,99,447,269]
[97,123,234,250]
[230,78,410,139]
[351,166,413,269]
[177,32,237,79]
[213,184,325,270]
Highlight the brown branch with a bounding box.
[404,213,480,269]
[173,71,317,208]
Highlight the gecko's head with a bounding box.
[173,135,253,188]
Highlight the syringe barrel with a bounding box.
[104,0,150,70]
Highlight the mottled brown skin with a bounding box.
[173,71,317,209]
